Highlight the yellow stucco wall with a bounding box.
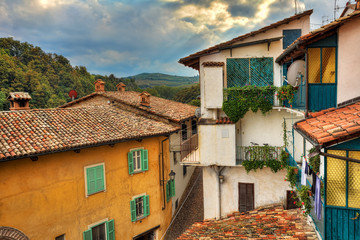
[0,136,172,239]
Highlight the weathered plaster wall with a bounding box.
[199,124,236,166]
[337,17,360,104]
[203,166,290,219]
[0,137,172,240]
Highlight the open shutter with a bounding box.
[170,179,176,197]
[130,199,136,222]
[106,219,115,240]
[144,195,150,217]
[166,181,170,202]
[95,165,104,192]
[86,167,96,195]
[128,152,134,175]
[142,149,148,171]
[83,229,92,240]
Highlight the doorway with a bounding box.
[238,183,254,213]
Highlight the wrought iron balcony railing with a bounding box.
[236,145,283,165]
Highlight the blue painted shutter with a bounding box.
[83,229,92,240]
[106,219,115,240]
[250,58,273,86]
[128,152,134,174]
[86,167,96,195]
[283,29,301,49]
[142,149,148,171]
[227,58,249,88]
[130,199,136,222]
[95,165,104,192]
[170,179,176,197]
[144,195,150,217]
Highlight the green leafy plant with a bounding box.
[282,119,288,148]
[280,149,289,166]
[296,185,312,216]
[222,85,276,122]
[276,85,298,105]
[285,166,298,189]
[308,147,320,173]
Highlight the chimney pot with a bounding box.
[8,92,31,111]
[94,79,105,92]
[139,91,151,107]
[116,82,126,92]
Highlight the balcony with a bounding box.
[236,145,283,165]
[180,133,199,163]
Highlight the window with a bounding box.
[181,124,187,141]
[308,47,336,84]
[83,220,115,240]
[283,29,301,49]
[55,235,65,240]
[226,57,273,88]
[128,149,148,174]
[183,165,187,176]
[130,195,150,222]
[173,151,178,165]
[166,179,175,202]
[85,164,105,196]
[191,120,197,135]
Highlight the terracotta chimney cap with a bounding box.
[94,79,105,92]
[117,82,126,87]
[139,91,151,106]
[7,92,32,100]
[94,79,105,84]
[139,91,151,97]
[116,82,126,92]
[8,92,31,110]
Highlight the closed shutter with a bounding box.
[170,179,176,197]
[95,165,104,192]
[144,195,150,217]
[238,183,254,213]
[142,149,148,171]
[130,199,136,222]
[128,152,134,174]
[83,229,92,240]
[106,219,115,240]
[86,167,96,195]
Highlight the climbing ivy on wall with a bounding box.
[222,85,276,122]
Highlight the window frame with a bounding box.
[181,123,188,141]
[307,47,337,84]
[128,147,148,175]
[83,218,115,240]
[130,193,150,222]
[84,163,106,197]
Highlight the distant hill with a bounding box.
[129,73,199,88]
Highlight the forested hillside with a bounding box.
[0,38,199,110]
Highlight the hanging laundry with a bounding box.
[305,161,309,175]
[311,172,316,195]
[301,157,307,186]
[314,175,322,220]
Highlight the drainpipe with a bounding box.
[161,136,169,210]
[211,165,225,219]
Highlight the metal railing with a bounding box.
[180,134,198,161]
[236,145,283,165]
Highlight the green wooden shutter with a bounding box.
[95,165,105,192]
[141,149,148,171]
[86,167,96,195]
[106,219,115,240]
[83,229,92,240]
[166,181,170,202]
[144,195,150,217]
[130,199,136,222]
[170,179,176,197]
[128,152,134,175]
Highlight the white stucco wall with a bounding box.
[203,166,291,219]
[199,124,236,166]
[337,17,360,104]
[203,66,223,109]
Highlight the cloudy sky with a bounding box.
[0,0,351,77]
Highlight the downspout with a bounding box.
[211,165,225,219]
[305,49,309,117]
[161,136,169,210]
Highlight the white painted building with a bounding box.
[179,10,312,219]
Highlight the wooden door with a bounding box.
[238,183,254,213]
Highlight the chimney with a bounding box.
[116,82,126,92]
[139,91,151,107]
[8,92,31,110]
[94,79,105,92]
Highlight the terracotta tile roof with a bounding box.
[59,91,197,123]
[294,101,360,147]
[276,10,360,63]
[0,107,178,161]
[178,205,317,239]
[178,10,313,70]
[202,62,224,67]
[8,92,32,100]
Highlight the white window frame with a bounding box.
[84,162,106,198]
[87,218,109,240]
[130,147,144,173]
[132,192,147,220]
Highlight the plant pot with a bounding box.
[308,190,312,197]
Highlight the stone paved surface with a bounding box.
[165,167,204,240]
[177,205,318,240]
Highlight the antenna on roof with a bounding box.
[294,0,298,14]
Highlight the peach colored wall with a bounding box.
[0,137,172,240]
